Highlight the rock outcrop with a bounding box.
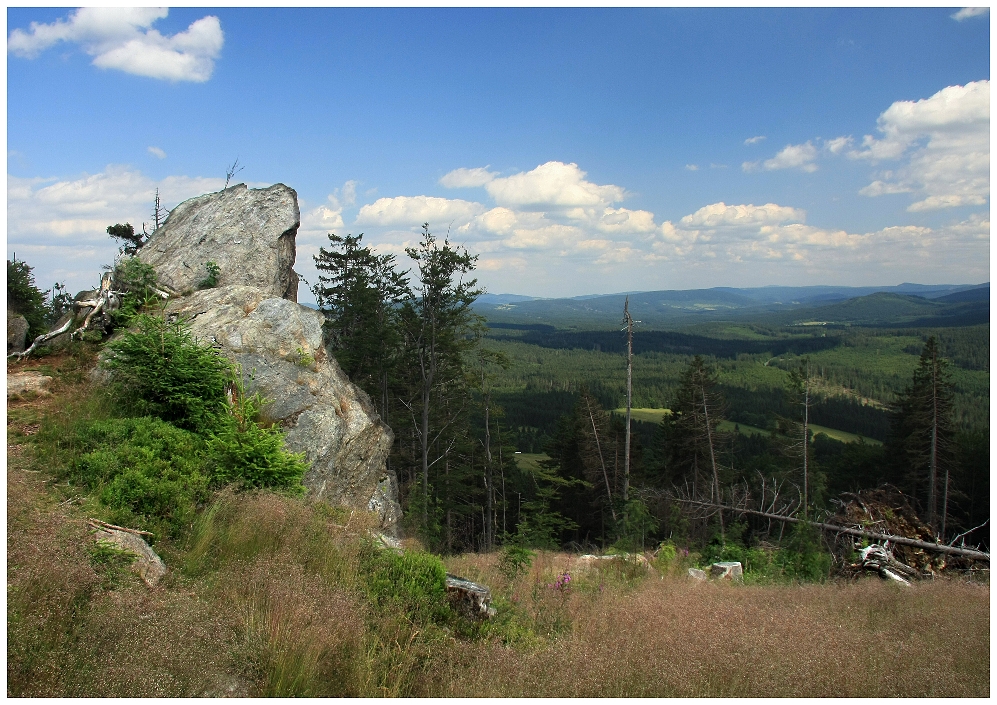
[709,561,743,581]
[7,307,28,354]
[166,286,401,534]
[129,183,401,535]
[137,184,300,301]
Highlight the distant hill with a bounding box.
[932,286,990,304]
[769,289,990,328]
[473,283,989,329]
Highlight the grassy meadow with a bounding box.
[7,351,989,698]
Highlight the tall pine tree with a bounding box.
[888,336,955,536]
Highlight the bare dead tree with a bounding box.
[224,157,244,189]
[622,297,634,509]
[151,188,168,231]
[584,393,617,523]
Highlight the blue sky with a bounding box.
[7,7,990,301]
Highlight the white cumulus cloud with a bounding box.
[356,195,486,227]
[952,7,989,20]
[744,135,766,145]
[824,136,853,154]
[680,202,806,228]
[850,80,989,211]
[440,166,497,188]
[7,165,226,293]
[649,202,988,284]
[484,161,625,210]
[8,8,223,82]
[147,146,166,159]
[760,142,819,172]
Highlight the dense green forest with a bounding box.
[305,230,989,557]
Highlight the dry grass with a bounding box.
[429,553,990,697]
[7,437,238,696]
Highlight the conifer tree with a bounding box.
[664,356,726,501]
[889,336,955,536]
[398,225,483,534]
[312,232,409,419]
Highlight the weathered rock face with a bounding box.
[166,285,401,535]
[7,308,29,354]
[138,184,300,301]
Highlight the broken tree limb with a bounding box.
[9,316,77,360]
[72,298,106,338]
[673,498,990,561]
[87,518,154,538]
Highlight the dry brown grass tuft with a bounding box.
[7,444,238,696]
[219,554,366,696]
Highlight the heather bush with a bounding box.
[56,416,211,539]
[359,546,452,625]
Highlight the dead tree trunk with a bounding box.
[585,395,617,523]
[674,498,990,561]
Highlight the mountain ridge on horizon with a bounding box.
[478,282,990,304]
[474,282,990,329]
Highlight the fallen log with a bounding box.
[673,498,989,561]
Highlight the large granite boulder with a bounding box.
[137,184,300,301]
[166,285,401,535]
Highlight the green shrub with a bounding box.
[498,545,535,580]
[8,257,54,340]
[103,314,233,432]
[197,261,220,290]
[776,522,832,582]
[360,547,451,625]
[112,257,158,295]
[700,522,832,583]
[60,416,211,539]
[208,411,308,491]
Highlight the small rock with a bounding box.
[196,674,254,698]
[688,568,708,581]
[94,528,166,587]
[8,371,53,399]
[445,573,495,619]
[710,561,743,581]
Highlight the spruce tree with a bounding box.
[398,225,483,536]
[312,232,409,418]
[889,336,955,536]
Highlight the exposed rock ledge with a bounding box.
[137,183,300,301]
[166,285,401,535]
